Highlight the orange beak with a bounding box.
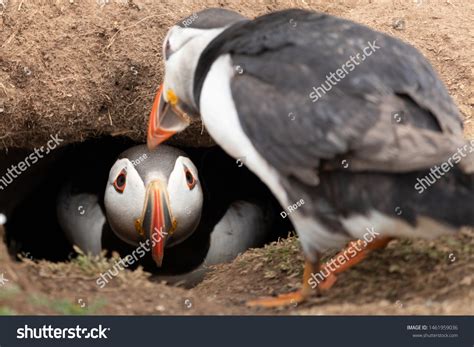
[147,85,190,150]
[140,180,176,267]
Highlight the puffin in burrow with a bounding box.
[57,144,275,284]
[147,8,474,306]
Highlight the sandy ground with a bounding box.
[0,0,473,315]
[1,226,473,315]
[0,0,472,148]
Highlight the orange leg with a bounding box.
[318,237,393,291]
[246,259,322,308]
[247,237,393,308]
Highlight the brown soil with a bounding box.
[0,0,473,315]
[1,225,473,315]
[0,0,472,149]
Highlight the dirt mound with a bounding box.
[1,0,472,150]
[1,225,473,315]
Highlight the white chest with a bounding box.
[199,54,289,207]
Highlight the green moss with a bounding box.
[0,306,16,315]
[29,294,107,315]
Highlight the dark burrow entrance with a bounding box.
[0,137,292,282]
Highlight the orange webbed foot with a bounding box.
[246,290,307,308]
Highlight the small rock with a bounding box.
[460,276,472,286]
[264,270,277,279]
[155,305,165,312]
[388,264,402,273]
[392,18,406,30]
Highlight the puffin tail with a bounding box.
[412,144,474,228]
[425,165,474,228]
[448,145,474,226]
[457,170,474,227]
[460,172,474,227]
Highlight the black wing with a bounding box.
[195,9,464,180]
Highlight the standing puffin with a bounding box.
[57,144,275,283]
[147,8,474,306]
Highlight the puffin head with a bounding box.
[147,8,247,149]
[104,145,203,267]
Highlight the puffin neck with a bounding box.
[193,20,250,109]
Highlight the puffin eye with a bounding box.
[113,169,127,193]
[184,166,196,190]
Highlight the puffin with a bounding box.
[57,144,276,283]
[147,8,474,306]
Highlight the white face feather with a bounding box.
[162,25,226,110]
[104,158,146,245]
[166,156,203,246]
[104,153,203,248]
